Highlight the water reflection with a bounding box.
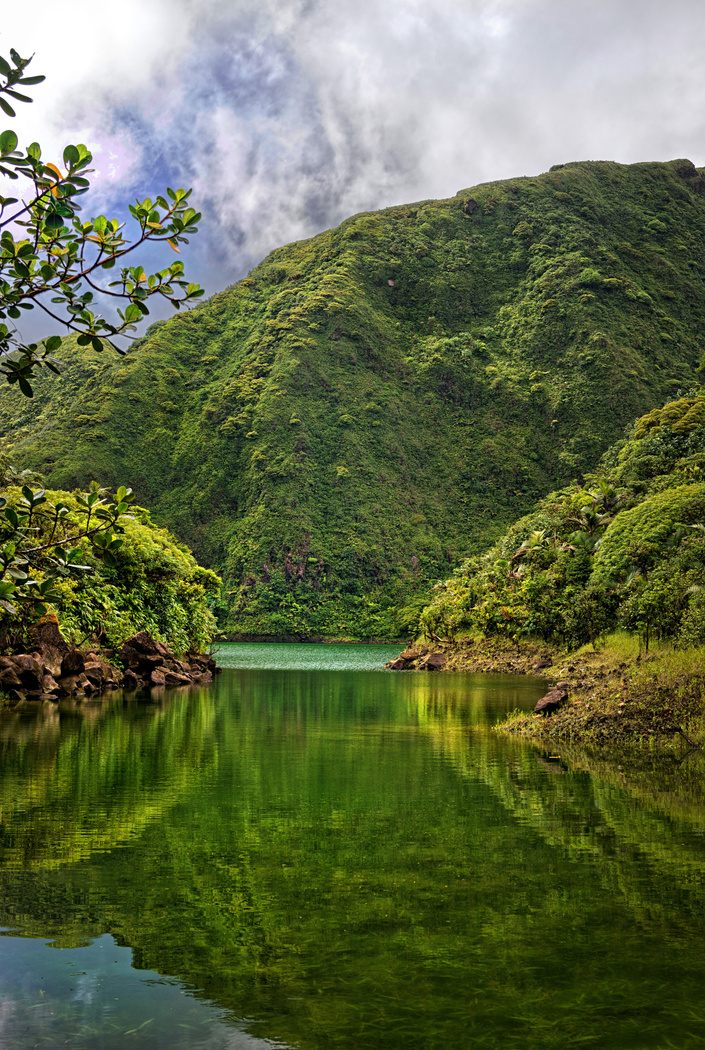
[0,934,289,1049]
[0,652,704,1048]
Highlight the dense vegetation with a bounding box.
[421,390,705,652]
[3,158,705,637]
[0,474,220,654]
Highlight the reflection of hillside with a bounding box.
[0,689,219,872]
[2,670,705,1050]
[414,697,705,927]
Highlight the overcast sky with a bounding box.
[3,0,705,331]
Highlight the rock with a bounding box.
[534,688,569,716]
[42,674,61,694]
[12,654,44,690]
[400,649,421,661]
[163,670,192,686]
[58,676,80,695]
[83,658,120,686]
[126,631,171,659]
[62,650,86,676]
[122,669,141,690]
[386,658,409,671]
[0,666,22,689]
[425,653,446,670]
[533,658,553,670]
[150,668,166,687]
[28,615,69,677]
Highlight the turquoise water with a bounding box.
[214,640,403,671]
[1,643,705,1048]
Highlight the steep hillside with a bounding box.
[419,391,705,652]
[3,158,705,638]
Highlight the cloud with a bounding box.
[3,0,705,331]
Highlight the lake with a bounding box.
[1,642,705,1048]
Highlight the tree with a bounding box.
[0,47,203,396]
[0,48,203,625]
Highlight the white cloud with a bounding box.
[3,0,705,315]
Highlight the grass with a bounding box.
[498,633,705,752]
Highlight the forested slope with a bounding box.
[3,158,705,637]
[420,391,705,651]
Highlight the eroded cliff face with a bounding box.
[4,158,705,638]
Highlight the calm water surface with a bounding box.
[1,642,705,1048]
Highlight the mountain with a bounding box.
[3,157,705,638]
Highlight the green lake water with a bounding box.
[2,642,705,1048]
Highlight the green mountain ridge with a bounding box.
[3,157,705,638]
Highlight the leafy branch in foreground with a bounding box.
[0,480,135,618]
[0,47,204,396]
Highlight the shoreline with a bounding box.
[386,635,705,752]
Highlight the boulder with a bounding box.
[62,650,86,676]
[533,657,553,670]
[534,687,569,716]
[163,670,192,686]
[42,674,61,694]
[122,669,141,690]
[0,666,22,689]
[425,653,446,670]
[58,675,80,695]
[386,658,409,671]
[27,616,69,677]
[13,654,44,690]
[126,631,171,659]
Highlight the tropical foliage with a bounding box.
[0,47,217,653]
[0,472,220,653]
[0,48,203,396]
[420,391,705,652]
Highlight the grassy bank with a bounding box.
[501,633,705,751]
[394,631,705,751]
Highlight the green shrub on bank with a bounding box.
[0,485,220,654]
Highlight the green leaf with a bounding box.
[44,212,64,230]
[45,335,62,352]
[18,75,45,85]
[63,144,79,166]
[0,98,15,118]
[18,377,33,397]
[0,57,11,77]
[5,89,32,103]
[91,337,104,352]
[0,129,17,155]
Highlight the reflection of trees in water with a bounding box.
[2,672,705,1049]
[0,688,219,873]
[417,697,705,930]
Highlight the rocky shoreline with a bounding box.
[385,639,553,675]
[0,618,218,708]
